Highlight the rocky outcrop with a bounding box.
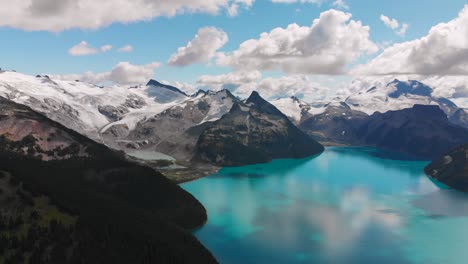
[425,144,468,192]
[193,91,324,166]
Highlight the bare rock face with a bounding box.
[193,91,324,166]
[425,144,468,192]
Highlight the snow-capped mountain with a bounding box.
[194,91,324,166]
[345,79,461,114]
[0,72,188,140]
[102,89,238,161]
[0,72,234,145]
[269,96,325,124]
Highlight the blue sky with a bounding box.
[1,0,468,101]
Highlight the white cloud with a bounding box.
[68,41,98,56]
[271,0,324,3]
[198,71,339,102]
[397,23,409,36]
[270,0,348,9]
[100,45,113,52]
[216,9,378,75]
[198,70,262,86]
[380,14,409,36]
[0,0,254,32]
[168,27,228,67]
[118,45,133,53]
[53,61,161,85]
[161,80,198,94]
[380,15,399,30]
[332,0,349,10]
[354,5,468,76]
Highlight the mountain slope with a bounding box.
[193,92,324,166]
[345,79,468,129]
[299,102,369,145]
[425,144,468,192]
[102,89,238,161]
[358,105,468,159]
[0,72,186,141]
[270,96,316,124]
[0,96,217,263]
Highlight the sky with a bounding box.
[0,0,467,105]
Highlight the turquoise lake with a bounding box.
[182,147,468,264]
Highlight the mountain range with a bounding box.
[1,71,467,164]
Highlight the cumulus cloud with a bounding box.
[354,5,468,76]
[380,14,409,36]
[68,41,98,56]
[100,45,113,52]
[161,80,198,94]
[168,27,228,67]
[69,42,114,56]
[271,0,348,9]
[198,71,262,86]
[118,45,134,53]
[198,71,336,102]
[0,0,254,32]
[380,15,399,30]
[332,0,349,10]
[216,9,378,75]
[271,0,324,3]
[53,61,161,85]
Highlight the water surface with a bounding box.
[183,147,468,264]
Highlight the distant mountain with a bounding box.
[357,105,468,159]
[146,79,188,103]
[0,96,217,263]
[193,91,324,166]
[425,144,468,192]
[299,103,468,159]
[299,102,369,145]
[269,96,314,124]
[345,79,468,129]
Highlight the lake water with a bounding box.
[183,147,468,264]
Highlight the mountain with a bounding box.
[270,96,314,124]
[345,79,468,129]
[298,102,468,158]
[0,72,191,141]
[193,91,324,166]
[146,79,188,103]
[357,105,468,159]
[0,96,217,263]
[425,144,468,192]
[102,89,238,162]
[299,102,369,145]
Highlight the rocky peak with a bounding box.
[388,79,432,98]
[146,79,188,96]
[246,91,286,117]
